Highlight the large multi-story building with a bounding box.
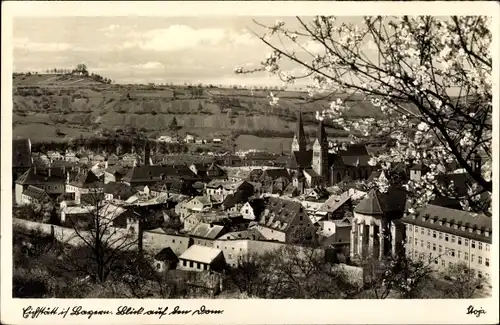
[400,204,492,280]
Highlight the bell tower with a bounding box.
[312,119,329,182]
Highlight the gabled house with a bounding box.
[304,187,330,201]
[66,170,103,205]
[240,198,266,221]
[153,247,179,272]
[221,191,249,213]
[122,165,198,187]
[103,182,137,201]
[20,185,51,206]
[178,245,225,272]
[99,203,141,234]
[188,222,226,240]
[319,190,353,219]
[259,168,291,185]
[255,197,316,243]
[14,166,66,205]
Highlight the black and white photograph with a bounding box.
[1,1,498,324]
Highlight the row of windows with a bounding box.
[413,252,490,278]
[408,226,490,251]
[182,260,209,270]
[410,238,490,267]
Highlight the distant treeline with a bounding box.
[30,135,189,155]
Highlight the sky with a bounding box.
[13,16,366,87]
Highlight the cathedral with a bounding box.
[286,110,374,191]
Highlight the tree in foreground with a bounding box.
[61,188,138,283]
[442,262,487,298]
[236,16,492,212]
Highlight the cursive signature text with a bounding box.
[466,305,486,318]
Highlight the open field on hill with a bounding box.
[12,73,388,145]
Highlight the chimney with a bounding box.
[476,229,481,235]
[485,230,490,237]
[461,225,466,231]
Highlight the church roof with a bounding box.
[354,188,407,215]
[288,150,313,169]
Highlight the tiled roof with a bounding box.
[15,167,66,185]
[189,222,225,239]
[122,165,197,183]
[179,245,223,264]
[222,190,251,208]
[259,197,305,232]
[401,204,492,243]
[219,228,265,240]
[320,191,351,212]
[154,247,179,262]
[304,168,320,178]
[354,188,407,215]
[283,183,298,195]
[12,139,32,168]
[261,168,291,181]
[103,182,137,200]
[69,170,101,188]
[22,185,50,201]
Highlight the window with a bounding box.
[427,242,430,249]
[451,249,455,257]
[434,259,438,264]
[433,243,436,251]
[479,242,483,250]
[156,263,161,270]
[415,226,419,232]
[445,234,449,242]
[441,259,445,266]
[471,241,476,249]
[439,245,442,253]
[228,254,232,259]
[183,260,187,266]
[427,229,431,236]
[486,244,490,251]
[300,215,303,221]
[478,271,482,278]
[439,232,443,240]
[465,252,468,261]
[408,225,412,231]
[421,228,424,235]
[471,254,475,262]
[172,239,175,243]
[458,237,462,245]
[408,237,412,245]
[197,263,201,269]
[457,251,461,259]
[415,238,418,245]
[451,235,455,243]
[478,256,482,264]
[190,261,194,267]
[486,258,489,267]
[420,240,424,247]
[433,231,437,238]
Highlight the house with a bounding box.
[12,138,32,185]
[190,162,226,181]
[99,203,141,234]
[188,222,226,240]
[103,166,129,184]
[103,182,137,201]
[283,183,299,198]
[122,165,198,187]
[255,197,316,243]
[178,245,226,272]
[195,139,205,145]
[319,190,353,219]
[215,154,242,167]
[153,247,179,272]
[318,217,352,246]
[218,228,265,241]
[20,185,51,206]
[106,154,120,167]
[221,191,250,213]
[304,187,330,201]
[213,138,222,144]
[14,166,66,205]
[134,185,150,196]
[47,151,64,161]
[240,199,265,220]
[259,168,291,185]
[121,153,140,168]
[184,134,195,143]
[66,170,103,205]
[157,135,173,143]
[91,154,106,165]
[60,204,95,226]
[222,180,254,199]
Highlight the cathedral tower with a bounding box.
[312,119,329,182]
[291,109,308,152]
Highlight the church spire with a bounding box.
[291,108,308,152]
[316,119,328,147]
